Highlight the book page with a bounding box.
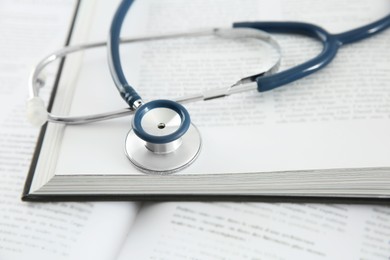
[0,1,138,259]
[54,0,390,176]
[118,202,390,259]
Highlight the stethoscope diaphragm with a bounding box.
[125,100,201,174]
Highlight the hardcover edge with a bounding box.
[22,193,390,204]
[22,0,82,201]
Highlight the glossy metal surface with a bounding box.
[125,123,202,174]
[139,106,184,154]
[140,107,181,136]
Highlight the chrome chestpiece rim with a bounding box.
[125,100,202,174]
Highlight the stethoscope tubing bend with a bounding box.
[234,13,390,92]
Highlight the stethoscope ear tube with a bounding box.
[27,27,281,126]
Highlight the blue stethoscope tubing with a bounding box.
[234,17,390,92]
[109,0,390,110]
[108,0,141,109]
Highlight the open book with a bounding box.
[23,0,390,201]
[6,1,390,259]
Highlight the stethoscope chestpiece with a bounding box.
[125,100,202,174]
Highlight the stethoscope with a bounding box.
[27,0,390,174]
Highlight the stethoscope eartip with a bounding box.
[125,100,201,174]
[26,97,48,127]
